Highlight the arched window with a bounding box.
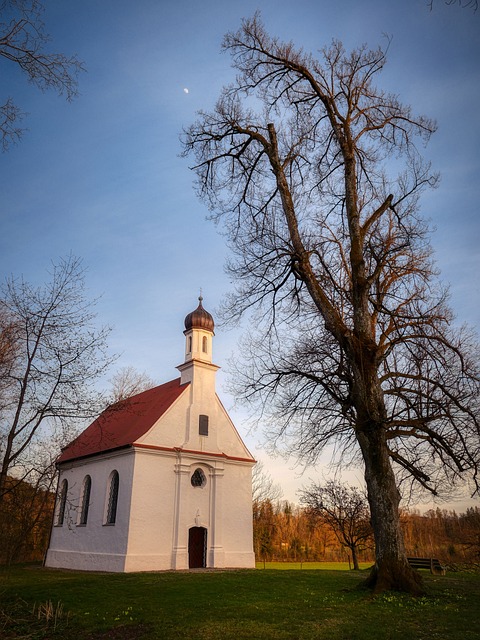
[78,475,91,525]
[202,335,208,353]
[191,468,206,488]
[56,479,68,526]
[105,470,119,525]
[188,336,192,353]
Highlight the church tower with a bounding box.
[182,295,215,366]
[176,296,220,450]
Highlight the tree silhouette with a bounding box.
[183,14,480,593]
[0,0,84,150]
[300,481,373,570]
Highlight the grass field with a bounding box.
[1,563,479,639]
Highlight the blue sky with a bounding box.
[1,0,479,508]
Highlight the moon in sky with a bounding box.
[183,88,189,94]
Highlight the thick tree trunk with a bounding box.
[357,427,423,594]
[350,545,360,571]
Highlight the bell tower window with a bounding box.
[202,336,208,353]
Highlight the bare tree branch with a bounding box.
[300,480,373,569]
[0,0,85,150]
[182,14,480,593]
[428,0,478,11]
[0,255,115,501]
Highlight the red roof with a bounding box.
[58,378,189,464]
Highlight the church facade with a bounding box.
[45,298,256,572]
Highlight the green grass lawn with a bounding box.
[1,563,479,639]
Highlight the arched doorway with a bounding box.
[188,526,207,568]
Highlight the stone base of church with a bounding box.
[44,549,127,572]
[223,551,256,568]
[171,546,188,570]
[45,549,255,572]
[208,545,225,567]
[123,553,177,572]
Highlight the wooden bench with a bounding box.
[407,557,446,575]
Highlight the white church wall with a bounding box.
[169,455,254,570]
[140,392,252,462]
[138,389,189,450]
[215,401,254,461]
[45,450,135,572]
[123,448,178,571]
[220,461,255,568]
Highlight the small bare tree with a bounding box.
[252,460,283,505]
[428,0,478,10]
[0,255,114,502]
[300,481,373,570]
[108,366,157,404]
[0,0,84,150]
[183,15,480,593]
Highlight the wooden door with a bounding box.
[188,526,207,568]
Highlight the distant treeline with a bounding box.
[0,476,55,565]
[254,499,480,565]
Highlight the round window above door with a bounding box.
[191,468,206,487]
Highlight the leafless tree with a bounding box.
[0,0,84,150]
[252,460,283,505]
[428,0,478,10]
[0,307,16,412]
[108,366,157,404]
[0,255,114,502]
[182,15,480,593]
[300,480,373,570]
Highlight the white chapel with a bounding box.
[45,298,256,572]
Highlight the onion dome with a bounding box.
[184,296,215,332]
